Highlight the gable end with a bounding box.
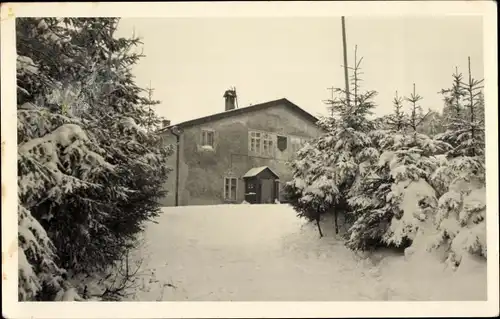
[162,98,319,131]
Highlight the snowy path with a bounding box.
[131,204,487,301]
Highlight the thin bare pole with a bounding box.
[341,16,350,106]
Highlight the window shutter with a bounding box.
[277,135,287,151]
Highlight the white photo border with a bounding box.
[1,1,498,318]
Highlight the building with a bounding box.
[159,89,323,206]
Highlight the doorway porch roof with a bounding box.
[242,166,279,179]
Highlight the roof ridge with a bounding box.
[243,166,280,178]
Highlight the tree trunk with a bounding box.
[316,217,323,238]
[334,210,339,234]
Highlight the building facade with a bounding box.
[159,90,323,206]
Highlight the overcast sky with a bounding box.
[115,16,483,124]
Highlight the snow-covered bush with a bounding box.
[346,139,444,250]
[381,166,439,254]
[427,155,486,268]
[284,140,339,237]
[346,85,448,252]
[17,18,172,300]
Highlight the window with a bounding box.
[224,177,237,201]
[249,131,275,157]
[291,137,309,156]
[262,133,274,157]
[290,137,301,154]
[201,129,215,147]
[249,131,261,153]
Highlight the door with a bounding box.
[244,179,258,204]
[260,179,274,204]
[274,180,280,202]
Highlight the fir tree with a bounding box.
[285,46,378,236]
[440,67,467,127]
[436,60,484,159]
[346,85,446,252]
[385,91,408,132]
[16,17,114,301]
[17,18,172,300]
[405,84,431,144]
[283,142,332,238]
[428,58,486,268]
[461,57,485,158]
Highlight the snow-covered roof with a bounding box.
[242,166,279,178]
[158,98,320,132]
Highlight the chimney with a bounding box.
[162,119,171,128]
[223,88,237,111]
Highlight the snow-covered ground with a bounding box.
[130,204,487,301]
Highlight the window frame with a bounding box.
[223,176,238,201]
[261,133,274,157]
[290,136,310,157]
[249,131,261,153]
[201,129,215,148]
[290,136,300,154]
[249,130,275,157]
